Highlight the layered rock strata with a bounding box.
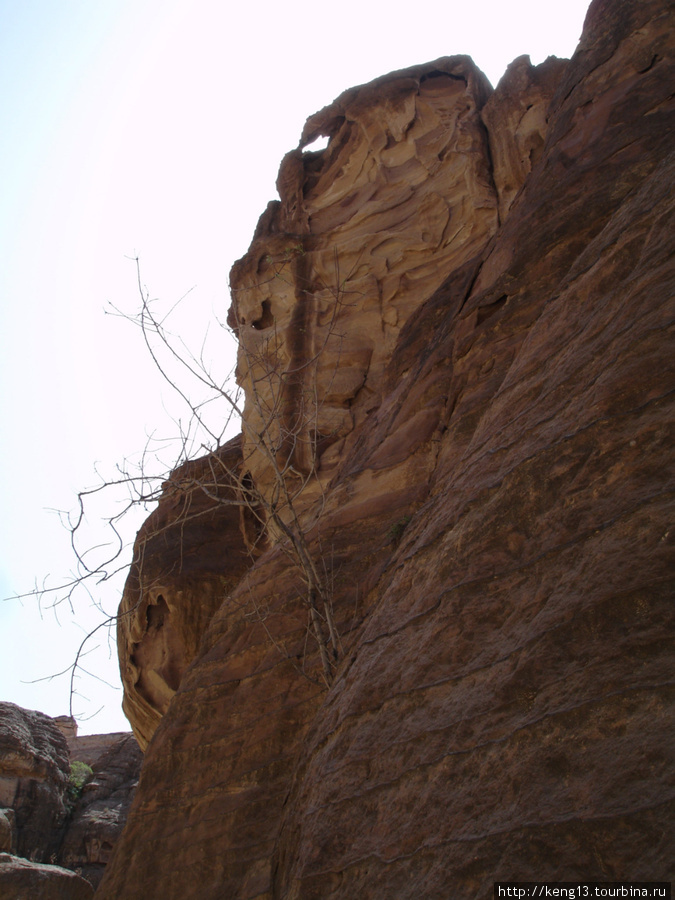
[229,56,500,517]
[101,0,675,896]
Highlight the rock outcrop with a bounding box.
[117,436,250,749]
[229,55,500,518]
[481,54,568,221]
[0,703,70,862]
[67,730,133,768]
[60,734,142,889]
[0,703,141,892]
[0,808,14,853]
[100,0,675,896]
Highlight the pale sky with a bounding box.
[0,0,591,735]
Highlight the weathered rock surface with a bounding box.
[229,56,500,516]
[0,853,94,900]
[60,734,141,889]
[0,704,140,889]
[0,808,14,853]
[0,703,69,862]
[99,0,675,897]
[68,731,132,768]
[116,436,250,748]
[481,54,568,221]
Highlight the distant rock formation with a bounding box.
[0,703,140,894]
[100,0,675,896]
[59,733,142,889]
[0,702,70,862]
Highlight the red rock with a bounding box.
[481,54,568,222]
[99,0,675,896]
[0,809,14,853]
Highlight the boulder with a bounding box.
[0,853,93,900]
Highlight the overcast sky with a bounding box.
[0,0,591,735]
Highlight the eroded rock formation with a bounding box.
[0,704,141,893]
[60,734,142,889]
[229,56,500,516]
[0,703,70,862]
[101,0,675,896]
[116,437,250,748]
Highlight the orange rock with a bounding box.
[229,56,499,516]
[481,54,568,222]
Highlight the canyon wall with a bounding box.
[0,703,141,896]
[100,0,675,896]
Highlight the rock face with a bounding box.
[481,54,568,221]
[229,56,499,517]
[99,0,675,897]
[67,731,132,768]
[60,734,142,889]
[0,808,14,853]
[116,436,250,749]
[0,853,94,900]
[0,703,70,862]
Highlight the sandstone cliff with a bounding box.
[100,0,675,895]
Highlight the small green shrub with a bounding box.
[69,761,93,797]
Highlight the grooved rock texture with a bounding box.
[0,853,94,900]
[100,0,675,897]
[229,56,499,514]
[0,703,69,862]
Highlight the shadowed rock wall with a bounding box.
[60,734,142,889]
[100,0,675,896]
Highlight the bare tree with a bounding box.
[117,251,354,684]
[6,248,355,720]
